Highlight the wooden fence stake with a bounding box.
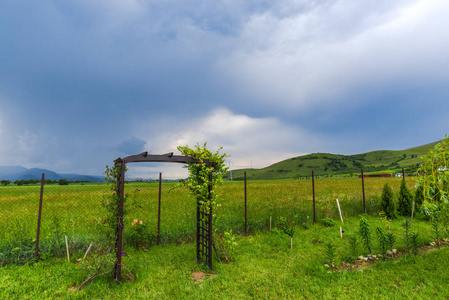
[361,169,366,214]
[312,170,316,223]
[244,171,247,234]
[83,243,93,260]
[336,199,343,224]
[65,235,70,263]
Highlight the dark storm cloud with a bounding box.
[0,0,448,175]
[117,137,146,155]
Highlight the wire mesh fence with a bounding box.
[0,173,415,265]
[0,182,108,264]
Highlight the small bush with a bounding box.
[359,215,373,254]
[397,180,413,216]
[380,183,397,219]
[385,232,396,251]
[214,229,238,262]
[323,242,338,271]
[321,218,336,227]
[376,226,388,255]
[410,232,420,255]
[347,235,359,261]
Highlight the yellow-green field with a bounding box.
[0,177,415,262]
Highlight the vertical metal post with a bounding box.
[402,168,405,181]
[157,172,162,244]
[361,169,366,214]
[115,161,125,284]
[244,171,247,234]
[196,197,200,263]
[208,169,213,270]
[35,173,45,259]
[312,170,316,223]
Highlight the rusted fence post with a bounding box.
[361,169,366,214]
[312,170,316,223]
[34,173,45,259]
[244,171,247,235]
[157,172,162,244]
[115,160,126,284]
[208,170,213,270]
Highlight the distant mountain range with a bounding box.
[226,141,438,181]
[0,166,104,182]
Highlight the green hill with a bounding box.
[226,141,438,180]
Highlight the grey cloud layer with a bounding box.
[0,0,447,175]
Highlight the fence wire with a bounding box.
[0,175,415,265]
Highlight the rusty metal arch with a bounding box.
[113,152,215,284]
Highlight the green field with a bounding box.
[1,177,448,298]
[0,177,417,254]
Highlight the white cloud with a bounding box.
[133,108,324,177]
[217,0,449,111]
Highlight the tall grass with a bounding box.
[0,177,416,264]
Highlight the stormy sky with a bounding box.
[1,0,448,178]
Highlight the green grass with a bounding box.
[228,141,438,180]
[0,215,447,299]
[1,177,447,298]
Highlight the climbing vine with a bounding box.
[102,162,128,237]
[177,142,229,209]
[78,162,128,289]
[177,143,235,261]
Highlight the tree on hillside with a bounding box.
[1,180,10,186]
[58,179,69,185]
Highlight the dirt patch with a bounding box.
[191,271,215,284]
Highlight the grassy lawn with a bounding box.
[1,215,447,299]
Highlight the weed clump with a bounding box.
[410,232,420,255]
[321,218,336,227]
[323,242,338,271]
[359,215,373,254]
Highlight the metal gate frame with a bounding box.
[113,151,215,284]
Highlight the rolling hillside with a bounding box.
[226,141,438,180]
